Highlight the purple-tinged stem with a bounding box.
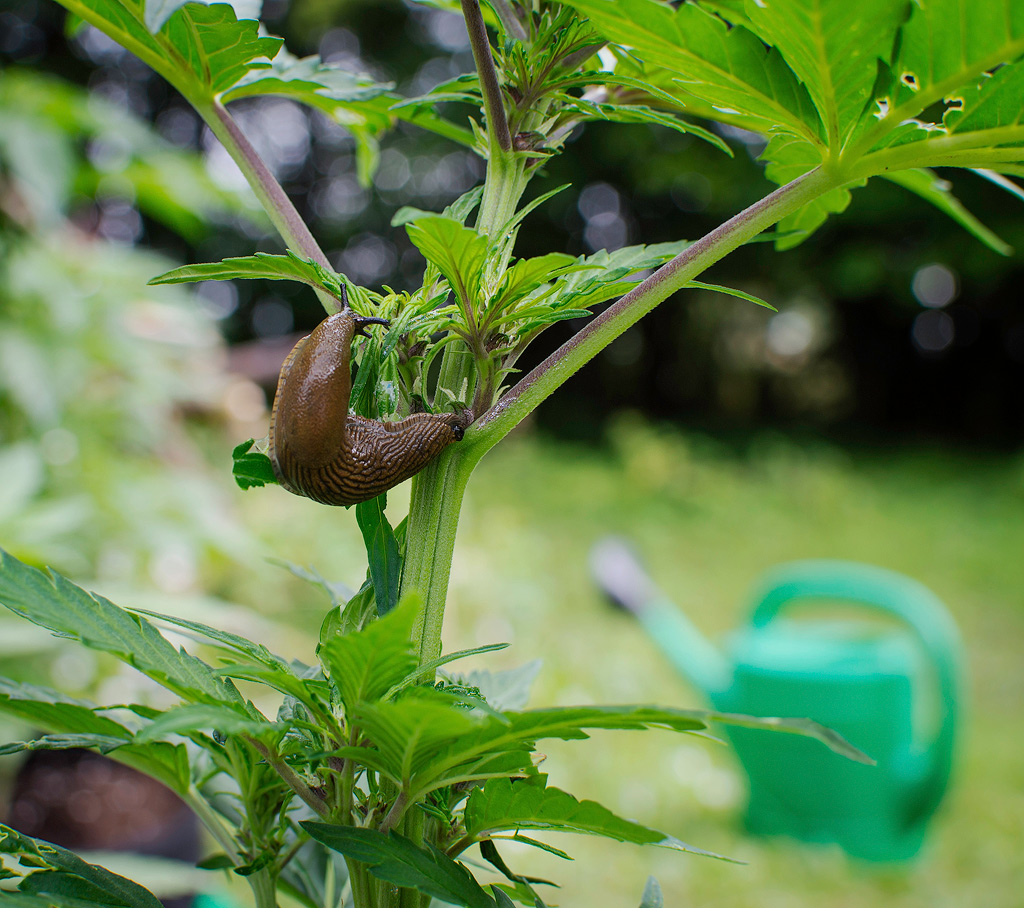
[461,0,512,153]
[206,100,331,271]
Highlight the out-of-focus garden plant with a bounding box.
[2,1,1024,907]
[0,67,272,680]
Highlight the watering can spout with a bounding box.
[589,538,732,696]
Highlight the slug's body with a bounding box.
[269,309,472,506]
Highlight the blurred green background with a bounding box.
[1,0,1023,906]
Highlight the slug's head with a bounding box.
[448,407,474,441]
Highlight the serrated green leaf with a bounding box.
[566,0,822,142]
[317,598,418,712]
[0,676,134,738]
[351,689,499,785]
[464,775,729,859]
[406,216,490,316]
[0,677,189,792]
[889,0,1024,124]
[0,825,163,908]
[130,604,293,670]
[355,494,402,617]
[56,0,280,106]
[135,702,279,742]
[882,168,1012,254]
[536,240,690,314]
[149,252,344,300]
[225,49,474,166]
[224,51,392,106]
[300,825,497,908]
[0,549,243,708]
[493,254,580,311]
[560,94,731,153]
[214,663,329,710]
[744,0,907,145]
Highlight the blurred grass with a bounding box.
[418,416,1024,908]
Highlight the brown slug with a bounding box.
[268,307,473,506]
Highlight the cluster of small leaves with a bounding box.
[400,3,730,163]
[157,185,771,430]
[0,548,866,907]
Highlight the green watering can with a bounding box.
[591,542,963,862]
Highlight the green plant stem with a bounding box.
[347,860,371,908]
[199,100,339,314]
[404,444,480,664]
[183,786,242,862]
[202,101,329,268]
[248,867,279,908]
[471,165,838,451]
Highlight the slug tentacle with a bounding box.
[269,308,472,506]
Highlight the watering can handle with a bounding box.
[748,560,962,823]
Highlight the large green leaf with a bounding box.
[0,549,243,708]
[0,825,164,908]
[743,0,907,145]
[300,825,498,908]
[943,60,1024,144]
[0,676,134,738]
[406,702,867,797]
[888,0,1024,122]
[565,0,822,143]
[56,0,280,104]
[129,603,294,671]
[317,599,418,712]
[463,775,728,858]
[0,676,190,792]
[149,251,344,299]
